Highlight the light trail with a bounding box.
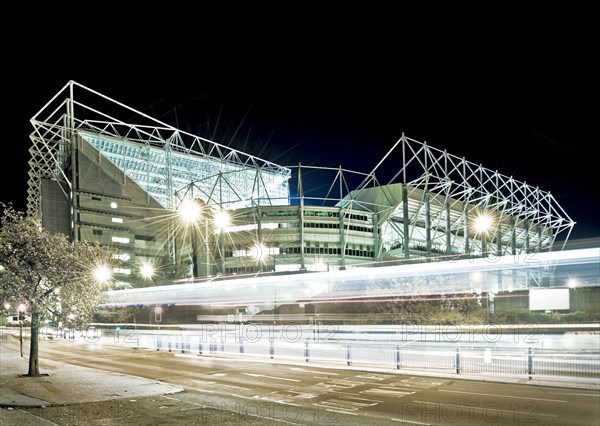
[99,247,600,315]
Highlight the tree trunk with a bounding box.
[27,309,40,376]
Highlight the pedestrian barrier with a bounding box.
[134,329,600,382]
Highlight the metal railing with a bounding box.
[128,329,599,383]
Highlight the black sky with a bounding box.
[3,13,599,243]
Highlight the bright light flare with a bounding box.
[249,243,267,261]
[178,199,201,225]
[93,264,113,284]
[473,213,494,235]
[140,262,155,280]
[213,210,231,229]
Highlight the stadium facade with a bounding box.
[24,81,597,324]
[26,81,577,292]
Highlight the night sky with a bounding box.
[3,15,599,245]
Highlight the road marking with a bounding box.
[362,388,415,397]
[438,389,567,403]
[354,373,389,381]
[190,379,249,391]
[548,392,600,397]
[307,379,365,391]
[252,396,302,406]
[242,373,301,382]
[161,394,305,425]
[264,390,318,400]
[391,418,431,425]
[413,400,558,418]
[316,396,380,414]
[289,367,339,375]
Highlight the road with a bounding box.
[9,337,600,425]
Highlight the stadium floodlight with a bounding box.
[139,262,155,280]
[178,199,202,226]
[249,243,268,261]
[472,212,495,257]
[93,264,113,284]
[473,213,493,235]
[213,210,231,230]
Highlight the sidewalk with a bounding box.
[0,341,184,410]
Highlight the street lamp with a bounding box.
[93,264,113,284]
[213,210,231,275]
[177,198,202,226]
[177,198,205,278]
[139,262,155,281]
[177,199,231,278]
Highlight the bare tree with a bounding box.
[0,203,115,376]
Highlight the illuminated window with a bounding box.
[110,202,118,209]
[113,253,131,261]
[112,217,123,223]
[112,236,130,244]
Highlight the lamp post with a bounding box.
[473,213,492,258]
[472,212,495,322]
[17,304,26,357]
[178,198,204,278]
[177,196,231,278]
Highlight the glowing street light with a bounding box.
[139,262,155,280]
[213,210,230,230]
[177,199,231,277]
[177,198,202,226]
[17,304,26,319]
[472,212,494,257]
[249,243,267,262]
[473,213,493,234]
[93,264,113,284]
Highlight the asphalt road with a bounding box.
[10,337,600,425]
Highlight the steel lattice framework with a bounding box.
[27,80,291,217]
[25,80,576,270]
[344,136,576,255]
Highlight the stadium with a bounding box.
[26,81,597,324]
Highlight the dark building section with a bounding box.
[40,179,70,235]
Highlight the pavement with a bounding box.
[0,337,184,424]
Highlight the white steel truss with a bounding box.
[27,80,291,216]
[26,82,575,266]
[346,135,576,254]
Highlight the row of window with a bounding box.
[235,209,370,222]
[90,230,156,243]
[303,222,373,233]
[223,246,374,258]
